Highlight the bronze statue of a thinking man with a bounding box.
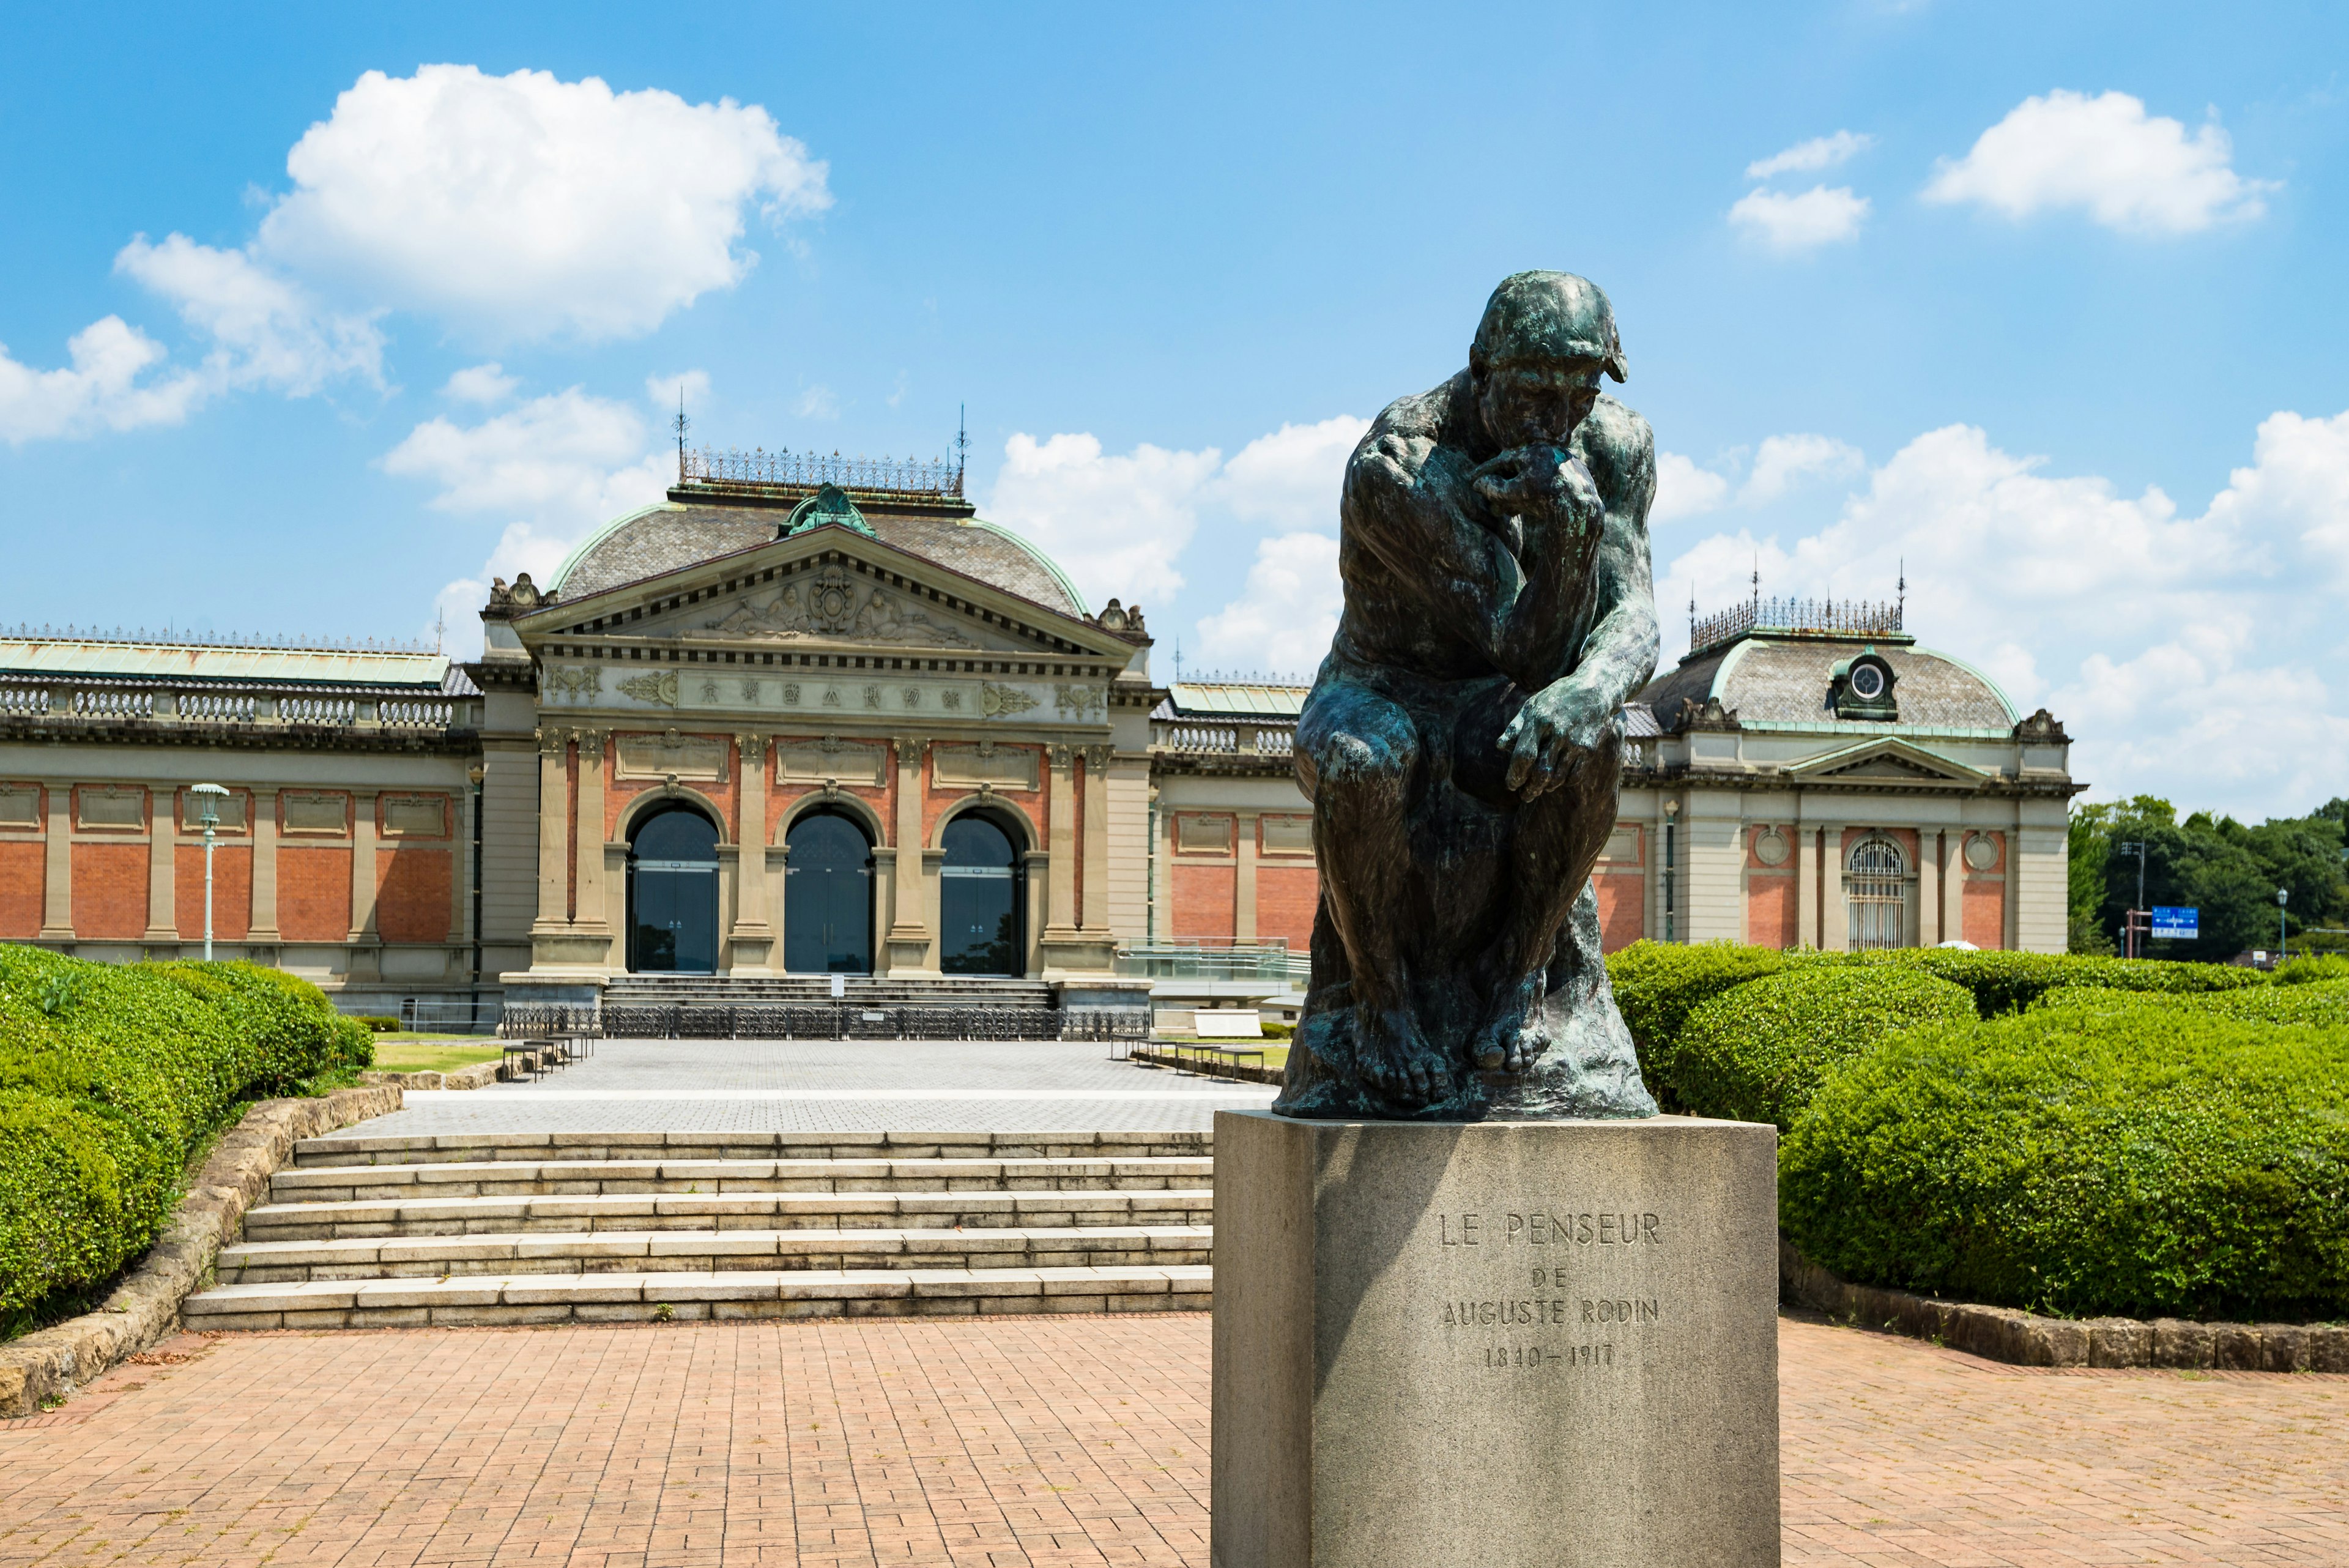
[1274,271,1661,1121]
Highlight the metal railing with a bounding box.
[1116,943,1311,984]
[682,445,963,497]
[497,1001,1148,1042]
[1690,596,1903,656]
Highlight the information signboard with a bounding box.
[2151,906,2199,940]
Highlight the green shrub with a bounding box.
[1779,1001,2349,1320]
[0,946,369,1328]
[2276,953,2349,986]
[2039,976,2349,1031]
[1854,947,2266,1017]
[1672,966,1976,1129]
[1603,942,1816,1103]
[354,1015,402,1033]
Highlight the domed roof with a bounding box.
[1638,633,2017,735]
[550,495,1088,619]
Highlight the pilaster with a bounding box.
[1040,743,1115,976]
[143,789,177,945]
[37,781,72,940]
[1919,829,1944,947]
[728,732,773,972]
[248,788,280,943]
[1794,797,1819,953]
[573,731,613,939]
[1816,822,1850,951]
[885,734,935,974]
[346,790,380,982]
[1233,808,1260,942]
[1082,744,1113,930]
[530,727,570,937]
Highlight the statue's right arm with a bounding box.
[1341,430,1520,652]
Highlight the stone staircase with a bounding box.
[180,1131,1212,1330]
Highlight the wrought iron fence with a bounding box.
[593,1003,1142,1041]
[499,1004,601,1039]
[1689,596,1903,656]
[682,445,962,497]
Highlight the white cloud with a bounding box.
[443,363,519,404]
[1,236,380,442]
[1658,414,2349,819]
[986,432,1223,609]
[1211,415,1367,532]
[793,384,839,420]
[1193,532,1341,681]
[1923,89,2276,235]
[0,317,204,443]
[384,388,671,655]
[1746,131,1872,180]
[1653,452,1731,523]
[1728,185,1869,251]
[1741,433,1865,504]
[257,64,830,340]
[647,369,711,415]
[115,234,382,394]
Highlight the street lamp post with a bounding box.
[2277,886,2290,965]
[190,784,229,961]
[2116,841,2148,958]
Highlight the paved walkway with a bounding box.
[2,1313,2340,1567]
[358,1041,1276,1136]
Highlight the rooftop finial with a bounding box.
[674,388,691,481]
[956,403,968,489]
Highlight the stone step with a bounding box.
[239,1187,1219,1241]
[217,1225,1214,1283]
[270,1156,1215,1202]
[294,1130,1210,1168]
[182,1266,1215,1329]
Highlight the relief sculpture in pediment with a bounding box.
[704,563,976,648]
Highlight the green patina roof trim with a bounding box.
[782,485,877,539]
[548,502,684,596]
[966,519,1088,617]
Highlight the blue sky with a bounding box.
[4,2,2347,818]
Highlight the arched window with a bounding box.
[940,811,1025,976]
[784,810,874,974]
[1846,836,1907,951]
[628,804,720,973]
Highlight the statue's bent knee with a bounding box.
[1315,725,1414,798]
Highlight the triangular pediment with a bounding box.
[1786,737,1987,786]
[513,522,1128,661]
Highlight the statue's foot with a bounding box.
[1471,976,1551,1074]
[1356,1005,1449,1107]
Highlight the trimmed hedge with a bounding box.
[1672,965,1976,1129]
[1603,942,1812,1105]
[0,946,371,1328]
[2038,976,2349,1030]
[1779,1001,2349,1320]
[2277,954,2349,986]
[1851,947,2269,1017]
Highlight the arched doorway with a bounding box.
[1846,835,1907,951]
[784,810,874,973]
[628,805,719,973]
[940,811,1024,976]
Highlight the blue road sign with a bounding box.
[2151,906,2199,940]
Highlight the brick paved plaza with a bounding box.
[1,1312,2342,1567]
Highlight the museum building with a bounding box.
[0,453,2079,1021]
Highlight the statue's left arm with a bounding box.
[1498,400,1661,797]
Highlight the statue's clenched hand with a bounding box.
[1470,445,1602,535]
[1498,677,1619,799]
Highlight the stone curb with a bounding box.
[0,1084,402,1419]
[1779,1238,2349,1372]
[359,1046,557,1091]
[1132,1046,1285,1085]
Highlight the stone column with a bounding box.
[1082,744,1113,929]
[38,780,73,940]
[573,732,612,938]
[885,735,933,972]
[1043,743,1079,940]
[1794,803,1819,953]
[144,787,177,944]
[1233,808,1260,942]
[1918,829,1943,947]
[1817,822,1849,951]
[2001,830,2019,953]
[348,792,380,942]
[530,727,570,934]
[728,733,773,972]
[248,789,280,943]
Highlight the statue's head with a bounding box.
[1468,271,1626,451]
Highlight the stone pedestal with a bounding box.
[1212,1110,1780,1568]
